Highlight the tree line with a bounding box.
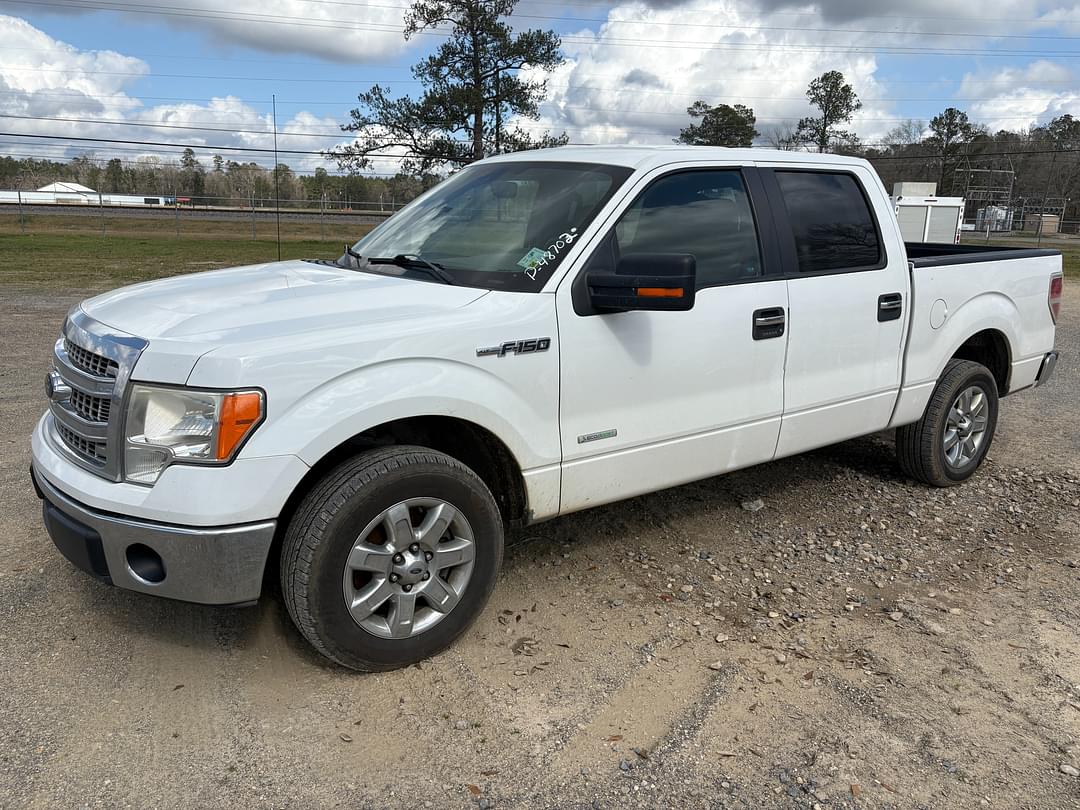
[0,148,440,209]
[676,70,1080,220]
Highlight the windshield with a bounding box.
[348,161,633,292]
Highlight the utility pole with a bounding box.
[494,68,501,154]
[1037,151,1057,248]
[272,94,282,261]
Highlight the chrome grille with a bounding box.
[64,338,118,378]
[57,423,107,463]
[46,310,146,481]
[70,389,111,422]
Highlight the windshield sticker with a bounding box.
[516,228,579,280]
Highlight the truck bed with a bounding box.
[906,242,1060,268]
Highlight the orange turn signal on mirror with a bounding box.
[636,287,685,298]
[215,391,264,460]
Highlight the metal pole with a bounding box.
[251,193,257,241]
[272,94,282,261]
[494,68,501,154]
[99,191,105,237]
[175,196,180,239]
[320,193,326,241]
[17,190,25,235]
[1037,151,1057,248]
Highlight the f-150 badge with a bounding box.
[476,338,552,358]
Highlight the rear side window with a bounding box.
[608,170,762,288]
[775,171,882,273]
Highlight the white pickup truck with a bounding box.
[31,146,1062,670]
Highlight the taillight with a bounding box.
[1049,274,1063,324]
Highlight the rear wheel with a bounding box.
[896,359,999,487]
[281,446,503,671]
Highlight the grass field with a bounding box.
[0,231,374,289]
[1,223,1075,292]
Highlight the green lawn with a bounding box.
[960,234,1080,277]
[3,227,1076,293]
[0,233,368,290]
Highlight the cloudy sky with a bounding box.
[0,0,1078,176]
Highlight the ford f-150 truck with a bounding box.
[31,146,1062,671]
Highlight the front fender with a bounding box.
[242,357,560,473]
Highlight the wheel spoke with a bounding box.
[348,577,394,622]
[433,537,475,570]
[962,436,977,461]
[383,502,415,549]
[417,502,456,547]
[423,575,462,614]
[944,429,960,451]
[347,542,394,575]
[971,413,988,433]
[969,390,984,415]
[386,592,417,639]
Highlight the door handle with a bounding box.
[752,307,786,340]
[878,293,903,322]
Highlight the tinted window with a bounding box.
[775,171,881,273]
[605,170,762,288]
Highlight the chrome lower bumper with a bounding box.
[32,465,276,606]
[1036,351,1059,387]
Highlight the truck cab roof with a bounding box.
[481,144,872,171]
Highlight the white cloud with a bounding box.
[0,1,410,62]
[0,16,360,174]
[519,0,894,146]
[959,61,1080,132]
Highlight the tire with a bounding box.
[281,446,504,671]
[896,358,999,487]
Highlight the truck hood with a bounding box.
[81,259,489,343]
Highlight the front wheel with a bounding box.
[896,358,999,487]
[281,447,504,671]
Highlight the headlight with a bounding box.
[123,384,264,484]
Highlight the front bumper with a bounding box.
[32,465,276,606]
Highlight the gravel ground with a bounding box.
[1,285,1078,810]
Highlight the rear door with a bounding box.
[758,164,909,457]
[556,164,789,514]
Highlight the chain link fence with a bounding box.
[0,194,396,243]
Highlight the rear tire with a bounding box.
[896,359,999,487]
[281,446,503,671]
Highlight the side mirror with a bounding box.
[586,253,696,312]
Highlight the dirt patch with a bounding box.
[1,287,1078,809]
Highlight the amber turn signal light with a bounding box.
[216,391,264,459]
[635,287,685,298]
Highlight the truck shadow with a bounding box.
[80,431,907,671]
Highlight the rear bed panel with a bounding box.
[891,251,1061,427]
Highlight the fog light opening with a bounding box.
[126,543,166,584]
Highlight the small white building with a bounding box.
[0,183,171,207]
[890,182,965,245]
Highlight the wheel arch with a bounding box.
[949,328,1012,394]
[271,415,531,574]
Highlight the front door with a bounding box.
[555,166,789,514]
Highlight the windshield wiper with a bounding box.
[366,254,456,285]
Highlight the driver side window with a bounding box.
[589,169,763,289]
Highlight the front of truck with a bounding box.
[30,154,634,608]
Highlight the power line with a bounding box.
[5,130,1080,162]
[7,0,1080,58]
